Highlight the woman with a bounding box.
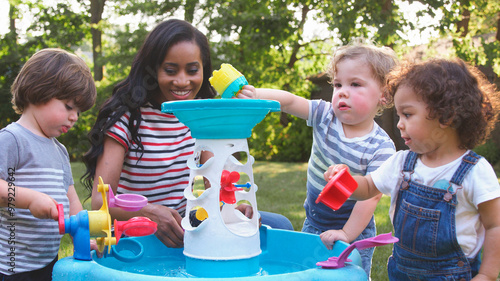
[83,19,292,248]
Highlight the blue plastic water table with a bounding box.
[53,226,367,280]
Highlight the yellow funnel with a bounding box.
[209,63,248,98]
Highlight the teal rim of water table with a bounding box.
[161,99,280,139]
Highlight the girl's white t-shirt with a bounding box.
[371,150,500,257]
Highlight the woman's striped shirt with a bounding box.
[107,104,194,216]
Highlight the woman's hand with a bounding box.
[324,164,349,182]
[235,203,262,227]
[235,203,253,218]
[140,203,184,248]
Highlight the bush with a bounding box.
[473,140,500,166]
[249,113,312,162]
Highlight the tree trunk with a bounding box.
[496,12,500,42]
[456,8,470,37]
[8,2,18,46]
[279,4,311,127]
[381,0,394,47]
[184,0,197,23]
[91,0,105,81]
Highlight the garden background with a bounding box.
[2,0,500,163]
[1,0,500,280]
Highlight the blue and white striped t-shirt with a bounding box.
[0,123,71,275]
[304,100,395,230]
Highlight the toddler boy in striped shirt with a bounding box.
[0,48,97,280]
[237,40,398,278]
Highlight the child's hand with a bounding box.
[471,273,496,281]
[324,164,349,182]
[237,85,256,99]
[27,192,59,220]
[320,229,349,250]
[90,239,103,258]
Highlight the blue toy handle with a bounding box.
[64,210,92,261]
[234,183,251,189]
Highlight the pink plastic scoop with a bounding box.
[108,189,148,212]
[317,232,398,269]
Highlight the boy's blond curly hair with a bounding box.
[326,39,399,115]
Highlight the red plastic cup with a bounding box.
[315,168,358,210]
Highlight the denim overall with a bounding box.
[388,151,481,281]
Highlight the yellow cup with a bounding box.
[209,63,248,98]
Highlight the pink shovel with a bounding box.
[317,232,399,269]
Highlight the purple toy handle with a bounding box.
[317,232,398,269]
[108,189,148,212]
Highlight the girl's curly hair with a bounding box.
[385,58,499,149]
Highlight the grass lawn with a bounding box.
[61,161,500,280]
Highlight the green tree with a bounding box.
[442,0,500,74]
[2,0,498,161]
[198,0,403,160]
[0,0,90,129]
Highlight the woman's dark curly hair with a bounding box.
[81,19,216,193]
[385,58,499,150]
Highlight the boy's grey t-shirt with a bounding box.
[0,122,72,275]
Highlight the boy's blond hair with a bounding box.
[326,39,399,113]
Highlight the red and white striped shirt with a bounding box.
[107,104,194,215]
